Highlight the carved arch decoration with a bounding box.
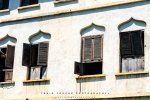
[0,34,17,46]
[118,17,146,32]
[28,30,51,43]
[80,23,105,37]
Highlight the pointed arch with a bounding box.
[29,30,51,43]
[118,17,146,32]
[80,23,105,37]
[0,34,17,47]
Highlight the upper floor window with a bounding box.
[0,0,9,10]
[75,35,103,76]
[120,30,144,72]
[21,0,38,6]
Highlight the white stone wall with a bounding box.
[0,0,149,100]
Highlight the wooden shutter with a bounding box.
[22,43,32,66]
[131,30,143,57]
[30,66,41,80]
[0,0,3,10]
[21,0,30,6]
[37,42,49,66]
[120,32,132,58]
[74,62,82,75]
[83,37,92,62]
[3,0,9,9]
[93,36,102,61]
[4,69,13,82]
[5,45,15,68]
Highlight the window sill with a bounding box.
[0,9,9,13]
[54,0,74,4]
[115,71,149,76]
[75,74,105,79]
[17,4,40,10]
[0,81,15,85]
[23,78,50,83]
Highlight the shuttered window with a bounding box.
[120,30,144,73]
[0,0,9,10]
[21,0,38,6]
[120,30,144,58]
[82,35,103,63]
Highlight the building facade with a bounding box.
[0,0,149,100]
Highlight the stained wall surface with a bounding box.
[0,0,149,100]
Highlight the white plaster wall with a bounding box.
[0,0,149,100]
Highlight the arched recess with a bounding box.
[0,34,17,47]
[118,17,146,32]
[29,30,51,43]
[80,23,105,37]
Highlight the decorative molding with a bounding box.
[0,0,147,23]
[0,34,17,42]
[54,0,74,4]
[0,9,9,13]
[115,71,149,76]
[17,4,40,10]
[118,17,146,31]
[23,78,50,83]
[28,30,51,43]
[80,23,105,36]
[75,74,105,79]
[0,81,15,85]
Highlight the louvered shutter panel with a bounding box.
[22,43,32,66]
[83,37,92,62]
[37,42,49,66]
[93,36,102,61]
[131,30,143,57]
[3,0,9,9]
[120,32,132,58]
[5,45,15,68]
[0,0,3,10]
[74,62,82,75]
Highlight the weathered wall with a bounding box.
[0,0,149,100]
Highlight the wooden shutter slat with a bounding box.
[131,30,143,57]
[93,36,102,60]
[74,62,82,75]
[120,32,132,58]
[5,45,15,68]
[83,37,92,62]
[22,43,32,66]
[37,42,49,66]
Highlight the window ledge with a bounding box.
[17,4,40,10]
[54,0,74,4]
[0,81,15,85]
[23,78,50,83]
[0,9,9,13]
[75,74,105,79]
[115,71,149,76]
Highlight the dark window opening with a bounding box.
[21,0,38,7]
[82,62,102,75]
[0,0,9,10]
[31,44,38,66]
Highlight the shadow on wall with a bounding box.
[0,35,17,46]
[39,0,53,3]
[0,83,15,89]
[115,74,149,80]
[29,31,51,43]
[18,6,40,14]
[54,0,78,7]
[81,23,105,37]
[0,11,10,17]
[23,81,50,86]
[119,18,146,32]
